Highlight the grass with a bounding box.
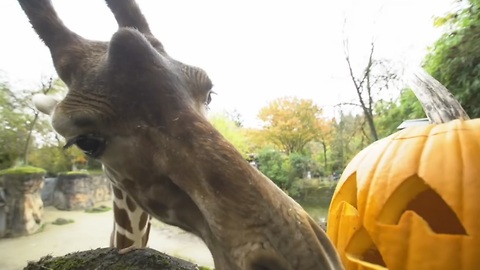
[0,166,46,176]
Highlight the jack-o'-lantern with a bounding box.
[327,119,480,269]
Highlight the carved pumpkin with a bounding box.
[327,118,480,269]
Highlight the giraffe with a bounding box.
[19,0,344,269]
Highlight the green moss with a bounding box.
[57,170,104,176]
[87,170,104,175]
[34,223,48,234]
[0,166,46,176]
[38,255,88,270]
[57,170,90,176]
[85,205,111,213]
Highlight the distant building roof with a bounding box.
[397,118,430,130]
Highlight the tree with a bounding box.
[0,76,86,173]
[343,40,400,142]
[0,82,30,169]
[256,147,290,189]
[423,0,480,118]
[21,78,67,164]
[258,97,329,154]
[374,88,426,138]
[328,112,368,173]
[28,144,85,175]
[317,118,334,172]
[209,112,250,157]
[225,109,243,127]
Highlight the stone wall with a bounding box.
[90,175,112,203]
[41,177,57,207]
[0,172,45,238]
[0,188,6,238]
[52,174,112,211]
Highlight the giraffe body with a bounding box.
[20,0,344,269]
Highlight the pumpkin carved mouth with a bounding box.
[334,172,469,269]
[378,174,467,235]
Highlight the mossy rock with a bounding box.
[24,247,202,270]
[52,218,75,225]
[0,166,46,176]
[85,205,111,213]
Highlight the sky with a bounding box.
[0,0,454,127]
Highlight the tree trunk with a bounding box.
[22,112,39,165]
[321,141,328,173]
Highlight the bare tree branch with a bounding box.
[335,102,362,108]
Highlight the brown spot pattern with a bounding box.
[112,185,124,200]
[139,212,149,231]
[113,201,133,234]
[116,231,134,248]
[126,195,137,212]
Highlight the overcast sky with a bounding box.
[0,0,453,127]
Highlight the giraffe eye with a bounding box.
[205,90,216,106]
[65,134,106,158]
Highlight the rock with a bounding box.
[53,174,94,210]
[90,175,113,202]
[51,217,74,225]
[53,173,112,211]
[0,188,6,238]
[24,247,204,270]
[0,168,45,238]
[41,177,57,206]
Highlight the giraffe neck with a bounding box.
[110,185,151,249]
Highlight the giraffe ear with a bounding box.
[107,28,163,74]
[32,94,59,115]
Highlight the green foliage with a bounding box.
[0,82,31,169]
[288,152,316,179]
[0,78,68,170]
[328,113,369,173]
[29,145,87,175]
[0,165,46,175]
[374,89,426,138]
[256,147,323,195]
[256,147,289,188]
[209,112,250,157]
[424,0,480,118]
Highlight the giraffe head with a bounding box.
[25,1,213,178]
[20,1,343,269]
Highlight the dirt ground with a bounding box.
[0,204,214,270]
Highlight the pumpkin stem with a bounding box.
[407,67,470,124]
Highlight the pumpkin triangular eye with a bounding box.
[378,175,467,235]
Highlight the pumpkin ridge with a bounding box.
[361,136,402,219]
